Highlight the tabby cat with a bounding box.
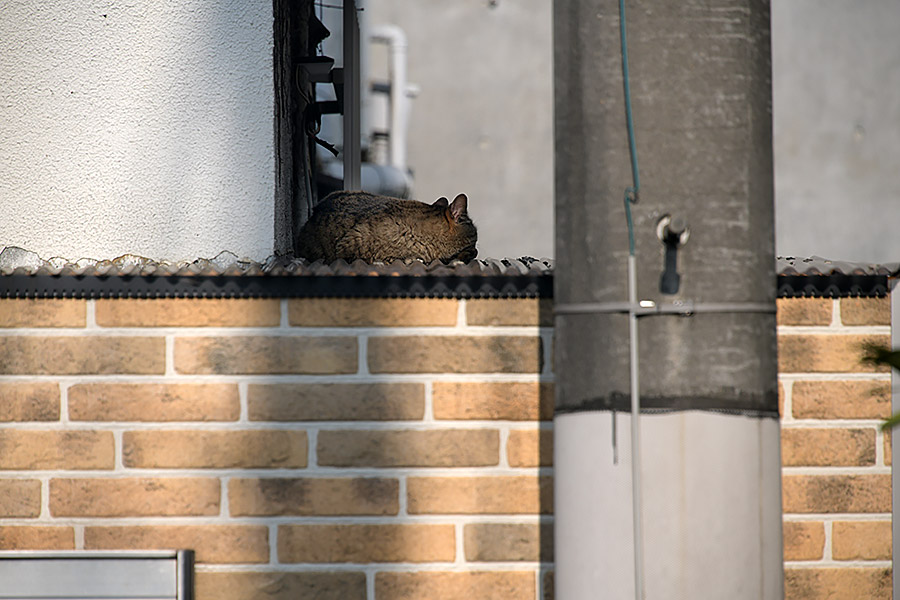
[297,191,478,263]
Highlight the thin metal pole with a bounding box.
[342,0,361,190]
[627,253,645,600]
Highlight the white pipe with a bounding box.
[627,253,645,599]
[369,25,409,171]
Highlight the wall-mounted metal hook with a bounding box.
[656,214,690,294]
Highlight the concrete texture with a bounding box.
[773,0,900,262]
[0,2,275,261]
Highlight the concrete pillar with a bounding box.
[553,0,783,597]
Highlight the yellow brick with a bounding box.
[368,335,542,373]
[317,429,498,467]
[0,480,41,517]
[0,431,114,470]
[0,336,165,374]
[466,298,553,326]
[776,298,832,326]
[68,383,239,421]
[85,525,269,564]
[0,299,86,327]
[784,567,891,600]
[278,524,455,563]
[777,334,889,373]
[432,382,553,421]
[781,428,875,467]
[832,521,892,560]
[840,296,890,326]
[408,476,553,515]
[376,571,536,600]
[289,298,458,327]
[791,380,890,419]
[782,521,824,561]
[95,298,280,327]
[50,478,220,517]
[0,382,59,421]
[782,474,890,514]
[247,383,424,421]
[508,429,553,468]
[229,477,399,516]
[123,430,307,469]
[885,430,891,466]
[174,336,357,374]
[0,527,75,550]
[195,572,366,600]
[464,523,553,561]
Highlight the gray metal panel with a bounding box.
[0,552,191,600]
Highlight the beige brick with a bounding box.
[195,572,367,600]
[50,478,220,517]
[247,383,424,421]
[0,299,86,327]
[95,298,280,327]
[0,527,75,550]
[174,336,357,374]
[508,429,553,468]
[289,298,458,327]
[832,521,892,560]
[229,477,399,516]
[376,571,536,600]
[776,298,833,326]
[778,334,889,373]
[0,431,114,469]
[791,380,891,419]
[784,567,891,600]
[782,475,890,514]
[840,296,891,326]
[432,382,553,421]
[0,382,59,421]
[278,524,455,563]
[466,298,553,326]
[408,476,553,515]
[85,525,269,564]
[782,521,825,561]
[779,381,785,418]
[123,430,307,469]
[68,383,239,421]
[368,335,542,373]
[0,336,165,374]
[0,479,41,517]
[885,430,891,466]
[781,428,875,467]
[317,429,498,468]
[464,523,553,561]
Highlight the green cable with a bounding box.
[620,0,640,256]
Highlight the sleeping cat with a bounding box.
[297,191,478,263]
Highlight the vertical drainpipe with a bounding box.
[342,0,361,190]
[553,0,784,598]
[892,276,899,594]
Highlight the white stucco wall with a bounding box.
[0,1,274,262]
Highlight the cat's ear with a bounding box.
[449,194,468,222]
[432,197,449,208]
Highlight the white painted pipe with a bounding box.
[369,25,409,171]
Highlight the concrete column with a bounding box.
[553,0,783,597]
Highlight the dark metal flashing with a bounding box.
[0,257,554,299]
[1,253,898,299]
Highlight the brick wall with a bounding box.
[0,294,893,599]
[0,297,554,600]
[778,296,893,599]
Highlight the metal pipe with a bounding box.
[627,253,645,600]
[342,0,361,189]
[369,25,409,171]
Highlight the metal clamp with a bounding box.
[554,300,775,317]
